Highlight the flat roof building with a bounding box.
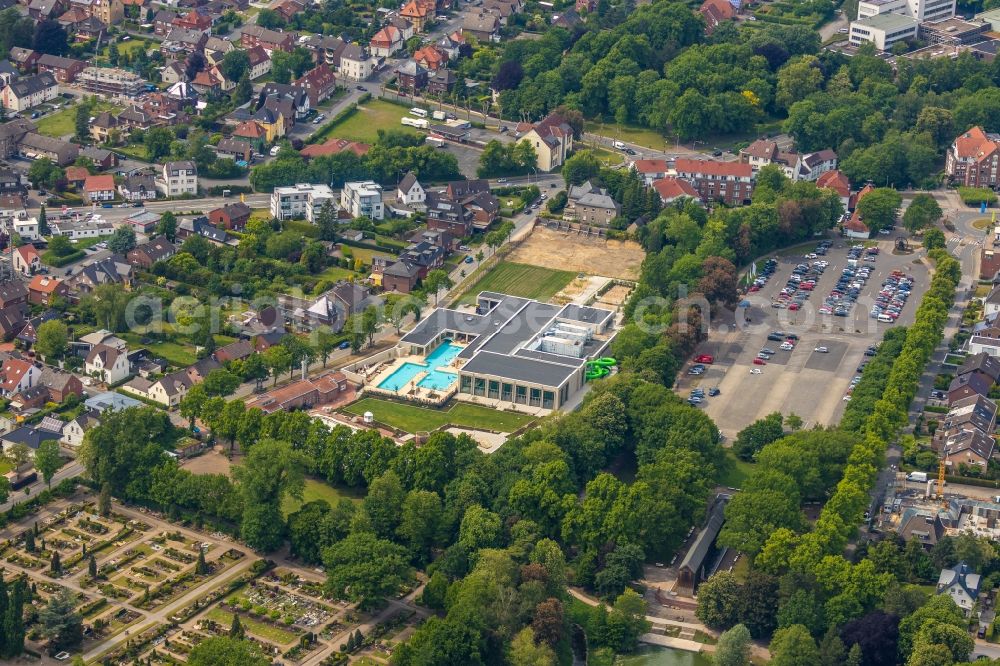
[395,292,616,411]
[270,183,336,222]
[850,13,920,50]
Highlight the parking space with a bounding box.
[677,239,930,437]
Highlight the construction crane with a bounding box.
[938,458,947,508]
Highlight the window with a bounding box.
[529,387,541,407]
[460,375,472,393]
[488,380,499,399]
[474,377,485,397]
[542,390,554,409]
[515,385,527,404]
[501,382,513,401]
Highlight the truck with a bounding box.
[907,471,928,483]
[432,110,447,121]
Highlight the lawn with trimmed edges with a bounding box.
[203,608,299,645]
[343,397,535,433]
[281,478,365,517]
[36,101,121,139]
[458,261,575,305]
[322,99,421,144]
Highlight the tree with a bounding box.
[233,73,252,106]
[607,589,650,653]
[509,627,555,666]
[38,205,48,236]
[770,624,820,666]
[458,504,502,552]
[50,551,61,575]
[733,413,784,461]
[179,384,207,430]
[855,188,902,233]
[25,529,34,553]
[233,439,305,552]
[98,482,111,516]
[397,489,442,559]
[144,127,173,161]
[322,532,412,610]
[35,320,68,361]
[38,589,82,651]
[423,269,453,305]
[106,226,136,255]
[32,20,67,56]
[392,617,484,665]
[923,227,946,250]
[157,211,177,241]
[203,369,242,397]
[88,555,97,579]
[902,193,942,233]
[696,572,742,629]
[562,150,603,186]
[229,613,244,639]
[262,346,292,386]
[185,51,206,82]
[220,49,250,82]
[715,624,752,666]
[74,104,89,141]
[34,440,60,488]
[188,637,269,666]
[47,235,72,257]
[196,547,208,574]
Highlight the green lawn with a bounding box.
[120,334,197,367]
[584,121,669,151]
[318,265,358,282]
[345,246,394,265]
[458,262,575,305]
[36,101,121,139]
[204,608,299,645]
[719,450,755,490]
[343,398,535,433]
[0,459,12,475]
[281,478,365,516]
[109,39,152,58]
[323,99,421,144]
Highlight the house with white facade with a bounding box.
[937,562,981,615]
[156,160,198,197]
[85,343,131,385]
[342,180,384,220]
[396,172,425,206]
[270,183,336,222]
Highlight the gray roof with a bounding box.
[460,350,578,386]
[7,72,57,98]
[679,495,729,576]
[2,424,61,449]
[396,59,427,77]
[85,391,143,413]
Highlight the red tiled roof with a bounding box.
[816,169,850,197]
[675,158,752,178]
[955,126,992,159]
[83,174,115,192]
[632,159,669,174]
[300,138,370,158]
[28,275,65,294]
[65,166,89,182]
[0,358,31,392]
[652,177,699,200]
[234,121,266,139]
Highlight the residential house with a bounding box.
[84,390,142,414]
[425,191,474,237]
[156,160,197,197]
[208,202,251,230]
[253,330,286,353]
[28,0,66,20]
[797,149,838,181]
[565,181,620,226]
[162,27,209,56]
[0,60,17,88]
[252,103,288,140]
[66,256,133,293]
[83,174,116,203]
[699,0,735,34]
[427,68,456,95]
[61,413,98,448]
[1,420,63,454]
[341,180,384,220]
[631,159,670,185]
[116,106,155,132]
[370,25,403,58]
[232,120,269,151]
[71,16,108,42]
[400,0,431,32]
[216,138,253,162]
[959,351,1000,384]
[984,284,1000,319]
[463,13,501,41]
[12,217,39,240]
[293,64,338,106]
[8,48,40,73]
[160,61,185,85]
[947,371,994,404]
[652,177,700,204]
[17,133,78,165]
[64,165,88,187]
[127,209,161,234]
[397,172,425,206]
[279,281,372,331]
[214,339,254,363]
[947,126,1000,188]
[270,183,335,221]
[390,15,416,40]
[941,426,996,469]
[37,367,82,403]
[90,111,120,144]
[12,245,39,277]
[937,562,981,615]
[246,46,271,80]
[552,8,583,29]
[153,9,175,35]
[899,511,946,548]
[85,343,131,384]
[27,276,67,306]
[245,371,351,413]
[172,8,210,30]
[119,173,157,202]
[0,280,28,309]
[300,137,369,159]
[519,112,574,172]
[674,158,755,206]
[78,66,145,101]
[0,357,39,396]
[176,216,229,244]
[1,73,58,112]
[0,302,26,341]
[339,44,376,81]
[35,54,85,83]
[122,371,191,406]
[127,237,176,269]
[381,259,420,293]
[816,169,851,210]
[90,0,124,25]
[241,25,294,54]
[413,45,447,71]
[739,139,799,177]
[396,59,428,92]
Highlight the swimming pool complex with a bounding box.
[377,340,462,392]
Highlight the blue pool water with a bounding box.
[378,341,461,392]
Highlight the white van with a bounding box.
[612,140,626,150]
[877,314,893,323]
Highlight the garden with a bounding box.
[342,397,536,433]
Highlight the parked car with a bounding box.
[694,354,714,363]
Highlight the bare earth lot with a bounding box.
[509,227,645,280]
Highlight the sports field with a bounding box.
[458,261,575,305]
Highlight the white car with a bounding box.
[750,368,762,375]
[814,346,829,353]
[780,342,794,351]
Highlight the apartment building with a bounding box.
[269,183,336,222]
[156,160,198,197]
[341,180,384,220]
[78,67,145,101]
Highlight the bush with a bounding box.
[957,186,998,206]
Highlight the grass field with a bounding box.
[204,608,299,645]
[324,99,421,144]
[719,449,754,490]
[343,397,535,433]
[458,262,575,305]
[584,121,668,151]
[318,265,358,282]
[346,246,394,265]
[121,334,197,367]
[281,478,365,516]
[36,102,121,139]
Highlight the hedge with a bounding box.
[957,186,998,206]
[42,249,86,267]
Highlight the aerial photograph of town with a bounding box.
[0,0,997,662]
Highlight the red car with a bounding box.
[753,358,767,365]
[695,354,714,364]
[789,303,800,311]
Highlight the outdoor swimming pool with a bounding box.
[377,341,462,392]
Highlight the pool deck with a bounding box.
[367,347,465,401]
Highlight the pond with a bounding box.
[615,646,713,666]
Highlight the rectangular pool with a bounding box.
[377,341,461,392]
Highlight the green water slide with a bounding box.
[585,357,617,380]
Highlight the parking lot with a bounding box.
[678,239,930,437]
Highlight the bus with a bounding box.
[409,108,428,118]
